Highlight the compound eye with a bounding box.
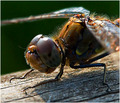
[30,34,43,45]
[36,37,61,67]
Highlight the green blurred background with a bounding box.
[1,1,119,74]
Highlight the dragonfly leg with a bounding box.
[103,65,112,92]
[70,63,112,92]
[23,64,64,94]
[23,41,66,94]
[55,63,64,79]
[10,68,34,83]
[85,52,109,64]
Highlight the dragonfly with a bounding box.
[2,7,120,92]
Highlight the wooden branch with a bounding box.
[1,52,119,102]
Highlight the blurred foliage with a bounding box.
[1,1,119,74]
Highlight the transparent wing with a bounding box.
[86,19,120,53]
[53,7,90,15]
[2,7,90,25]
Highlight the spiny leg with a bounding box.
[70,63,112,92]
[23,64,64,93]
[85,52,109,64]
[23,43,66,94]
[10,68,34,83]
[102,65,112,92]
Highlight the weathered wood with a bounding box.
[1,52,119,102]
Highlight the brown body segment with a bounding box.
[55,17,105,66]
[58,17,84,48]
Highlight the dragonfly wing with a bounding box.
[52,7,90,16]
[2,7,90,25]
[85,19,120,53]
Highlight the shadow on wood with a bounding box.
[1,52,119,102]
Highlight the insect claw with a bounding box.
[103,83,112,93]
[9,69,34,83]
[9,76,25,83]
[9,77,15,83]
[23,86,31,92]
[23,90,28,95]
[106,87,112,93]
[22,87,30,95]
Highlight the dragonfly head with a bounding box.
[25,34,61,73]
